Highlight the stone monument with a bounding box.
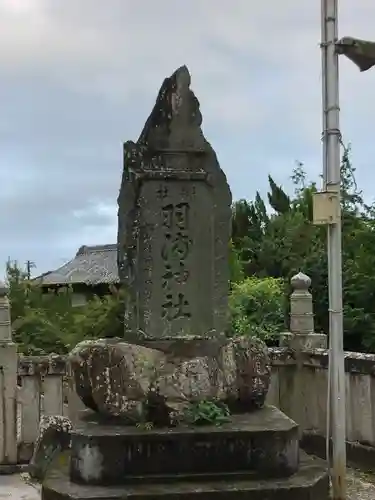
[42,66,329,499]
[117,66,231,340]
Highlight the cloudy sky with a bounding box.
[1,0,375,278]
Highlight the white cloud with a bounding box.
[1,0,375,276]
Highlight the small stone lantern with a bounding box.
[279,272,327,350]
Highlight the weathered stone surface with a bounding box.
[117,65,232,340]
[279,332,327,350]
[227,335,272,411]
[70,406,298,485]
[69,335,271,424]
[279,272,327,349]
[29,415,72,481]
[42,451,329,500]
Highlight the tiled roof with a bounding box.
[35,244,119,286]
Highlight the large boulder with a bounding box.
[29,415,72,481]
[69,336,270,426]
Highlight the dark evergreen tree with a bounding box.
[267,175,291,214]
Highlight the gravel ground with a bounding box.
[0,474,40,500]
[346,468,375,500]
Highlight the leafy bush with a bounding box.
[67,288,125,348]
[184,400,231,426]
[6,260,125,355]
[229,276,286,342]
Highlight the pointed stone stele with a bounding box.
[67,64,271,424]
[117,64,232,341]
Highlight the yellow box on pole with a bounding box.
[312,191,340,225]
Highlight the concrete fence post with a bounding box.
[278,272,327,435]
[280,272,327,350]
[0,281,18,466]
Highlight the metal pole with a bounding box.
[321,0,346,498]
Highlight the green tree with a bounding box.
[229,276,286,343]
[6,261,74,354]
[229,240,244,286]
[6,260,125,355]
[267,175,291,214]
[231,147,375,352]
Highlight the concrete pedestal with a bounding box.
[70,406,298,485]
[41,406,330,499]
[42,451,328,499]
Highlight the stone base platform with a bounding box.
[69,406,299,485]
[42,451,329,500]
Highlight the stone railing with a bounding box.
[267,272,375,467]
[0,281,86,470]
[16,355,69,463]
[267,348,375,458]
[13,348,375,467]
[1,273,375,469]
